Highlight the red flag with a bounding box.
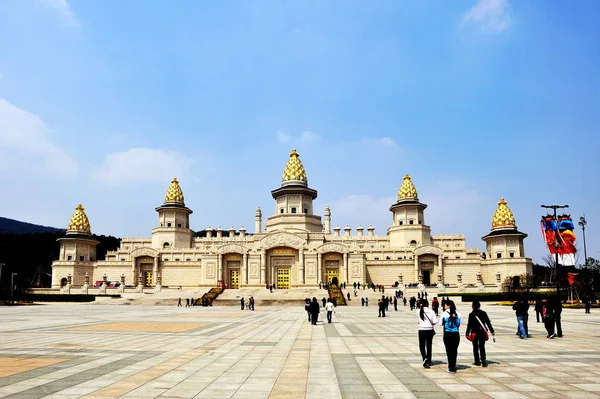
[567,272,579,286]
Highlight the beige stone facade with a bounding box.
[52,150,532,291]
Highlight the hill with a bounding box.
[0,217,64,234]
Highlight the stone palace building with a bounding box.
[52,149,532,290]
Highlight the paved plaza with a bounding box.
[0,302,598,399]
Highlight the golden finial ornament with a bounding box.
[491,198,516,229]
[164,178,185,205]
[67,203,92,235]
[397,174,418,201]
[282,149,308,185]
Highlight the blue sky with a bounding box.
[0,0,598,264]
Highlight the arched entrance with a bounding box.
[223,253,242,289]
[60,278,68,287]
[268,247,296,289]
[331,276,339,286]
[323,252,342,285]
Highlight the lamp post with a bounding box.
[578,216,587,267]
[10,273,17,303]
[541,204,569,297]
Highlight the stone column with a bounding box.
[343,253,348,285]
[298,249,305,285]
[260,249,266,285]
[438,255,443,283]
[414,255,419,283]
[317,253,322,285]
[242,253,248,285]
[217,254,223,283]
[153,256,159,285]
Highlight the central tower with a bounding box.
[265,149,323,233]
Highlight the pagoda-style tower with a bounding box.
[265,149,323,232]
[51,204,99,287]
[482,198,527,260]
[387,174,432,248]
[151,178,193,249]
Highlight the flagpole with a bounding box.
[541,204,569,298]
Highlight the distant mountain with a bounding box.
[0,217,65,234]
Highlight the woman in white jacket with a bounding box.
[417,298,438,368]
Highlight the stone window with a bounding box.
[67,255,73,261]
[167,222,172,227]
[186,258,191,261]
[120,258,125,261]
[163,242,170,249]
[79,255,84,261]
[178,223,182,228]
[399,220,403,225]
[374,257,379,260]
[409,220,414,225]
[455,256,460,259]
[410,240,417,246]
[510,252,515,258]
[386,256,390,260]
[291,207,297,214]
[304,208,308,214]
[175,258,180,261]
[280,208,284,214]
[496,253,502,259]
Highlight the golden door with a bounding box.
[144,271,153,287]
[277,268,290,289]
[326,269,339,285]
[230,269,240,289]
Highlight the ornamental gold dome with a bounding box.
[281,149,308,185]
[67,203,91,235]
[491,198,516,229]
[164,178,185,205]
[397,174,418,201]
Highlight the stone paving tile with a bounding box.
[0,303,597,398]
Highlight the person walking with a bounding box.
[361,297,365,307]
[177,298,182,307]
[393,296,398,311]
[240,297,245,310]
[310,297,320,325]
[417,299,438,369]
[465,300,495,367]
[322,297,326,308]
[378,296,386,317]
[325,299,335,323]
[441,299,461,374]
[305,298,312,322]
[512,298,530,339]
[543,299,556,338]
[553,295,563,337]
[403,297,407,307]
[535,299,543,322]
[365,297,369,307]
[185,298,190,307]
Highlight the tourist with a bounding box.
[417,299,437,368]
[553,295,563,337]
[465,300,495,367]
[361,297,365,307]
[403,297,407,307]
[191,297,194,306]
[432,297,440,316]
[185,298,190,307]
[584,297,591,314]
[177,298,182,307]
[512,297,530,339]
[441,300,461,374]
[249,296,255,311]
[322,297,326,307]
[325,299,335,323]
[310,297,320,325]
[305,298,311,321]
[393,296,398,311]
[347,292,351,301]
[542,298,556,338]
[240,297,244,310]
[535,299,543,322]
[365,297,369,306]
[378,296,386,317]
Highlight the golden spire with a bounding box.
[164,178,185,205]
[397,174,418,201]
[67,203,91,235]
[491,198,516,229]
[282,149,308,185]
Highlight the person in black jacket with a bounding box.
[310,297,320,325]
[465,300,495,367]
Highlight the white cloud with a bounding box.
[375,137,396,146]
[90,148,194,186]
[40,0,80,27]
[0,97,78,177]
[276,130,320,144]
[461,0,511,32]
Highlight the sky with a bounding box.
[0,0,598,265]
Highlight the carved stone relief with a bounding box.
[130,247,158,258]
[260,233,306,249]
[250,262,259,277]
[217,244,248,254]
[352,263,360,277]
[306,261,316,277]
[317,243,349,254]
[206,262,216,278]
